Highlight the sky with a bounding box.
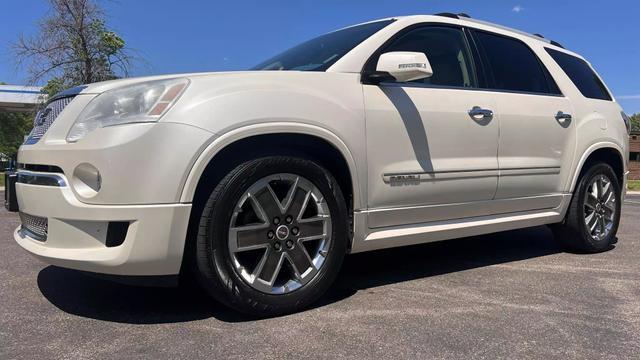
[1,0,639,113]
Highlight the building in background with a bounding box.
[0,85,45,113]
[630,131,640,180]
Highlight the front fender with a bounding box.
[166,72,367,210]
[179,122,364,211]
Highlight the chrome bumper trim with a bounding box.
[17,171,67,187]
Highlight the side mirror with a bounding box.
[375,52,433,83]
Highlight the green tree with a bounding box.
[630,113,640,132]
[2,0,137,158]
[12,0,135,95]
[0,112,33,157]
[0,81,33,158]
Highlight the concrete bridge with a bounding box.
[0,85,45,112]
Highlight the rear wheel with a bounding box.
[194,156,348,316]
[552,163,621,253]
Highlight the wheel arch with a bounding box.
[569,142,626,193]
[181,123,360,207]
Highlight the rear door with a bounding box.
[470,29,576,207]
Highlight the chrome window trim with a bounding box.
[376,81,566,97]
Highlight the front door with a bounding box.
[363,25,500,228]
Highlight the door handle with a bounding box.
[468,106,493,119]
[555,111,572,123]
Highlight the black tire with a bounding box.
[551,162,621,253]
[194,156,348,316]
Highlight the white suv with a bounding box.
[9,14,630,315]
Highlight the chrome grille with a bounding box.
[25,96,75,144]
[19,212,48,241]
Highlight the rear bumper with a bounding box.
[14,183,191,276]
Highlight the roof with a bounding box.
[395,13,566,50]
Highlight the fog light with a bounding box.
[72,163,101,198]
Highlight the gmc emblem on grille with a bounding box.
[35,107,52,126]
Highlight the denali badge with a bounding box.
[383,173,421,186]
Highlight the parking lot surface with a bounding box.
[1,191,639,359]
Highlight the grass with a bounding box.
[0,172,4,188]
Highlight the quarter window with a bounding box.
[473,31,560,95]
[377,26,478,88]
[545,48,612,101]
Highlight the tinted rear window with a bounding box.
[545,48,612,101]
[474,31,560,95]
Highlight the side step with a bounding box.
[351,209,563,253]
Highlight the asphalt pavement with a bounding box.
[1,191,639,359]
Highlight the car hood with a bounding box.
[74,71,267,95]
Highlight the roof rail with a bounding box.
[533,33,564,48]
[549,40,565,48]
[434,12,472,19]
[432,13,567,49]
[434,12,460,19]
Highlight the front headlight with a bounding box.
[66,78,189,142]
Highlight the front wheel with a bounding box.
[194,156,348,316]
[552,163,621,253]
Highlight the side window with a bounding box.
[473,31,560,95]
[545,48,612,101]
[380,26,477,88]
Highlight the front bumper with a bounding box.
[18,120,214,205]
[14,182,191,276]
[11,90,216,277]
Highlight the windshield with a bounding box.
[252,20,395,72]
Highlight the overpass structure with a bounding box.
[0,85,46,113]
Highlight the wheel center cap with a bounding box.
[596,203,602,212]
[275,225,290,240]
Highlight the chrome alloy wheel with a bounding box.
[228,174,332,294]
[583,174,616,241]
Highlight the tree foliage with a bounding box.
[630,113,640,133]
[0,81,33,158]
[0,112,33,158]
[2,0,137,158]
[12,0,134,96]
